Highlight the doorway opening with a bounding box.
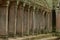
[52,9,56,32]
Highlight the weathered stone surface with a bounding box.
[56,10,60,32]
[8,1,17,36]
[0,2,8,36]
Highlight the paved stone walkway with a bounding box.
[0,34,59,40]
[36,37,58,40]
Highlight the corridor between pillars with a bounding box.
[0,0,52,38]
[16,2,52,37]
[8,1,17,37]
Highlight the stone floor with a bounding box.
[0,37,59,40]
[0,34,59,40]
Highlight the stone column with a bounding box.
[29,6,33,35]
[42,10,46,34]
[37,8,41,34]
[27,5,30,36]
[48,12,52,32]
[39,8,43,34]
[0,1,9,37]
[8,1,17,37]
[23,4,30,36]
[21,3,25,37]
[50,12,52,32]
[43,11,45,33]
[34,8,39,35]
[47,12,49,33]
[36,8,38,35]
[38,8,41,34]
[45,12,48,33]
[33,6,36,35]
[17,1,24,37]
[23,4,29,36]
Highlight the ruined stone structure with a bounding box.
[0,0,52,38]
[56,0,60,33]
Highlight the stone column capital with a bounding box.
[10,0,17,2]
[33,6,36,10]
[23,3,26,7]
[43,10,46,16]
[9,1,17,8]
[0,1,9,7]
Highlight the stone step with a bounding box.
[0,36,58,40]
[34,36,58,40]
[0,34,57,40]
[8,34,53,40]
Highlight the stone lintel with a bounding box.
[0,0,9,7]
[10,0,17,2]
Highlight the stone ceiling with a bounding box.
[45,0,58,9]
[0,0,59,10]
[22,0,58,10]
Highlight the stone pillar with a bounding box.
[34,8,39,35]
[50,12,52,32]
[32,6,36,35]
[27,5,30,36]
[8,1,17,37]
[41,10,45,34]
[34,8,37,35]
[23,4,29,36]
[37,8,41,34]
[22,3,30,36]
[47,12,49,33]
[0,1,9,37]
[48,12,52,32]
[29,6,33,35]
[39,9,43,34]
[36,8,39,35]
[44,11,49,33]
[39,8,43,34]
[56,8,60,33]
[38,8,41,34]
[45,12,48,33]
[17,1,24,37]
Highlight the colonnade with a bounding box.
[0,0,52,38]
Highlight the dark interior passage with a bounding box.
[52,9,56,32]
